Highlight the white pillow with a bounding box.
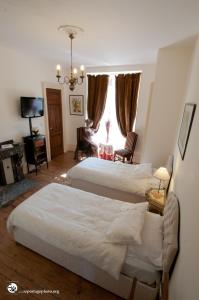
[127,211,163,269]
[106,203,147,245]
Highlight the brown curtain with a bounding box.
[115,73,141,137]
[87,74,109,129]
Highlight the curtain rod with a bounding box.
[86,71,142,75]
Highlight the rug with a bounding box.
[0,179,37,208]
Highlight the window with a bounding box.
[93,74,125,150]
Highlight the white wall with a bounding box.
[63,82,86,151]
[142,43,194,167]
[85,64,156,161]
[169,36,199,300]
[0,45,55,143]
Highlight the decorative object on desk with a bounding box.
[178,103,196,160]
[32,127,39,136]
[69,95,84,116]
[0,179,37,208]
[1,144,13,149]
[56,25,85,91]
[146,188,165,215]
[153,167,170,192]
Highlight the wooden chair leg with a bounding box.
[128,278,137,300]
[162,272,169,300]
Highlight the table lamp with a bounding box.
[153,167,170,192]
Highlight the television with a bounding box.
[21,97,44,118]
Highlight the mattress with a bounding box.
[13,226,161,286]
[67,157,160,199]
[122,255,161,284]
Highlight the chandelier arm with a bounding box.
[76,77,84,85]
[64,75,70,84]
[57,80,66,85]
[56,75,70,85]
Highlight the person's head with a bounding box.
[85,119,93,128]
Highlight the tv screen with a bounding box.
[21,97,44,118]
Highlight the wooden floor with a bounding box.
[0,152,121,300]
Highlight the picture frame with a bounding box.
[178,103,196,160]
[69,95,84,116]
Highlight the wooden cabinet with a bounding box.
[24,135,48,175]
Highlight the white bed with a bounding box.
[67,157,173,203]
[7,183,178,300]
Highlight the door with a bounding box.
[46,88,64,159]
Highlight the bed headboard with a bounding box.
[163,192,179,273]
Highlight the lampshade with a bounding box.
[153,167,170,181]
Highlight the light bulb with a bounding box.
[80,65,85,72]
[56,64,61,77]
[56,64,61,71]
[73,68,78,75]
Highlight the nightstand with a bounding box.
[146,188,166,215]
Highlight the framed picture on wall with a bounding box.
[178,103,196,160]
[69,95,84,116]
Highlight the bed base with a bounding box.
[14,227,158,300]
[70,179,145,203]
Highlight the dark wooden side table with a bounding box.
[23,135,48,175]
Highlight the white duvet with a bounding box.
[67,158,159,196]
[7,183,147,279]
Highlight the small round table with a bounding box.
[98,143,114,161]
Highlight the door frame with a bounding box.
[42,82,66,161]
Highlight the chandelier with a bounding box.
[56,25,85,91]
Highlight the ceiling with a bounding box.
[0,0,199,67]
